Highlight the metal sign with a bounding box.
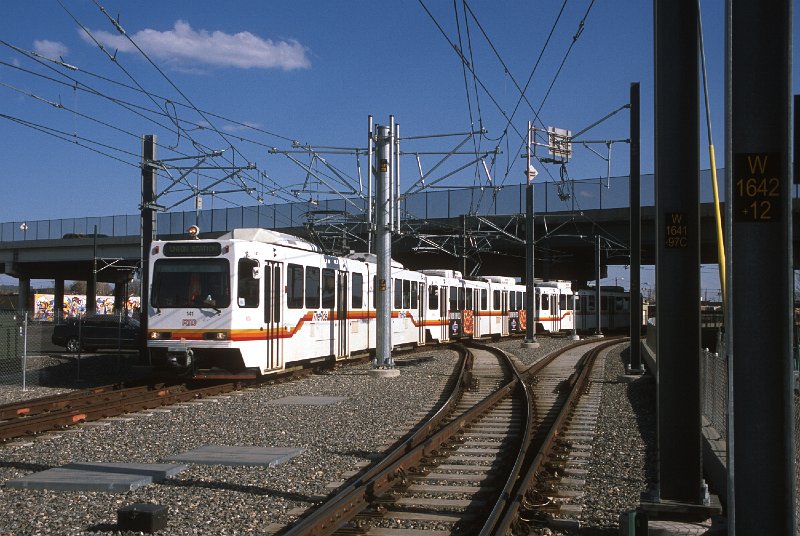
[163,242,222,257]
[733,152,782,223]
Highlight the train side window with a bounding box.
[458,287,465,310]
[237,258,260,308]
[449,286,458,311]
[394,278,402,309]
[567,294,574,311]
[509,291,516,310]
[587,295,596,312]
[410,281,418,309]
[517,292,523,310]
[493,290,500,310]
[465,288,473,310]
[601,296,609,312]
[402,279,411,309]
[481,289,487,311]
[352,273,363,309]
[428,285,439,310]
[560,294,567,310]
[322,268,335,309]
[306,266,320,309]
[623,297,630,312]
[287,264,304,309]
[273,266,281,321]
[542,294,550,310]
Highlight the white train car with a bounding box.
[147,228,375,377]
[574,286,630,332]
[534,280,574,333]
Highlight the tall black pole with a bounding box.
[594,233,602,336]
[728,0,794,532]
[629,82,642,372]
[140,135,156,361]
[523,122,539,348]
[654,0,702,503]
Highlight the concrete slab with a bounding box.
[164,445,305,467]
[368,368,401,378]
[63,462,187,480]
[265,396,345,406]
[5,462,188,493]
[6,467,153,492]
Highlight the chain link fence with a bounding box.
[0,310,145,403]
[700,330,799,532]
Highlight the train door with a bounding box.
[501,290,509,336]
[336,271,348,358]
[263,261,283,371]
[440,285,449,341]
[418,282,426,344]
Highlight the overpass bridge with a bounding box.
[1,171,797,311]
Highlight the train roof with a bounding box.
[219,228,320,253]
[345,252,404,269]
[419,269,463,278]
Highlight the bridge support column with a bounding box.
[54,279,64,323]
[86,277,96,316]
[17,277,31,314]
[113,281,127,315]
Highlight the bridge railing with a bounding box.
[1,169,749,243]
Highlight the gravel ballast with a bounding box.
[0,337,656,535]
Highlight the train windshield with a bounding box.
[151,258,231,308]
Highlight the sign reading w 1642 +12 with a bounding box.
[733,153,782,223]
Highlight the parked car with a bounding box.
[51,314,140,353]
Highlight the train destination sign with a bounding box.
[163,242,222,257]
[733,152,782,223]
[664,212,688,249]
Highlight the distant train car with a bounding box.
[574,286,631,332]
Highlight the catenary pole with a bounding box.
[728,0,794,533]
[628,82,642,371]
[374,125,393,368]
[139,135,157,362]
[523,121,539,348]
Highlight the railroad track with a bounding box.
[0,357,338,443]
[276,337,627,536]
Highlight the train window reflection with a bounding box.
[238,258,259,308]
[152,259,230,308]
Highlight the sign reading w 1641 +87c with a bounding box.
[733,153,782,223]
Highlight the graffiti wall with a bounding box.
[33,294,141,321]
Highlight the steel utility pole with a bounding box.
[628,82,643,372]
[139,134,157,361]
[523,121,539,348]
[728,0,794,533]
[373,124,396,374]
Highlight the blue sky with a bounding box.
[0,1,797,293]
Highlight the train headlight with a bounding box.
[204,331,228,341]
[149,331,172,340]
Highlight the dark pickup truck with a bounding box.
[51,314,140,353]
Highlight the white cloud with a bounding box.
[33,40,69,59]
[80,20,310,71]
[222,122,262,133]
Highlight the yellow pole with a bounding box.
[708,145,726,312]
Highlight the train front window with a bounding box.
[152,258,230,308]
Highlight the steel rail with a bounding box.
[490,337,627,534]
[0,381,242,441]
[279,344,510,536]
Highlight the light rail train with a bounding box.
[145,228,632,378]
